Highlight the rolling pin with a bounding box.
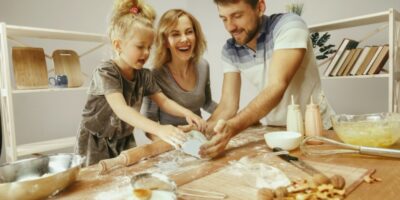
[98,140,173,174]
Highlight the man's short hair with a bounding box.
[213,0,259,8]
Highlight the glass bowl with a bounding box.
[331,113,400,147]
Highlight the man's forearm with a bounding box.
[207,103,238,123]
[229,83,287,135]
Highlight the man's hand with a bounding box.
[199,119,238,158]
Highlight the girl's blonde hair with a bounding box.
[154,9,207,68]
[108,0,156,42]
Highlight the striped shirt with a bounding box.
[221,13,335,128]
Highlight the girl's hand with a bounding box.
[177,124,197,132]
[156,125,187,149]
[185,112,206,133]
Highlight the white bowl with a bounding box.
[264,131,302,151]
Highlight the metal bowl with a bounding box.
[0,153,84,200]
[331,113,400,147]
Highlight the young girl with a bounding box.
[76,0,206,166]
[144,9,217,139]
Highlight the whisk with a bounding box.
[300,136,400,158]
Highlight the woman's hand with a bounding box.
[184,112,206,133]
[155,125,187,149]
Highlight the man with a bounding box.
[200,0,334,158]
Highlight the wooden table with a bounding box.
[52,127,400,200]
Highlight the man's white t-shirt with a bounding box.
[221,13,335,128]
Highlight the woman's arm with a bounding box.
[150,92,206,132]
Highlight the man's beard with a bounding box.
[232,17,261,46]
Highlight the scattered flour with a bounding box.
[225,156,291,189]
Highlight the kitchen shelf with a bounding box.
[0,23,105,162]
[309,8,400,112]
[11,87,88,94]
[6,25,107,42]
[17,136,76,156]
[308,10,399,32]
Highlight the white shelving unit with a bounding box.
[308,8,400,112]
[0,23,107,162]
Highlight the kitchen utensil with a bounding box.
[52,49,84,88]
[264,131,302,151]
[272,147,322,175]
[331,112,400,147]
[12,47,48,89]
[0,153,84,200]
[99,140,174,174]
[301,136,400,158]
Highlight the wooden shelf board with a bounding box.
[17,136,76,156]
[12,87,88,94]
[309,10,390,32]
[6,25,107,42]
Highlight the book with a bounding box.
[350,47,371,75]
[330,49,350,76]
[368,45,389,75]
[336,49,356,76]
[342,48,362,76]
[355,46,379,75]
[324,38,359,76]
[363,45,383,75]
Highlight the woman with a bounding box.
[144,9,217,138]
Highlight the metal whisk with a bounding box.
[300,136,400,158]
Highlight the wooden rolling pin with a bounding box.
[98,140,173,174]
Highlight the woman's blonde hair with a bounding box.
[154,9,207,68]
[108,0,156,42]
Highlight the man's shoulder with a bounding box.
[268,13,306,29]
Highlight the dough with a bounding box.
[181,130,208,158]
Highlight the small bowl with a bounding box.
[131,173,177,200]
[264,131,302,151]
[331,113,400,147]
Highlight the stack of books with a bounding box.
[323,38,389,77]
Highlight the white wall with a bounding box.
[1,0,399,163]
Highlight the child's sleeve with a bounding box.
[143,69,162,96]
[88,65,122,95]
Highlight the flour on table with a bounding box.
[225,156,291,189]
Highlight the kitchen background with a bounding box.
[0,0,399,163]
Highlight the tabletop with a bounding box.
[52,126,400,200]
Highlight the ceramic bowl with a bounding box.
[264,131,302,151]
[331,113,400,147]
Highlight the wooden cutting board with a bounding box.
[52,49,84,88]
[12,47,48,89]
[179,155,373,200]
